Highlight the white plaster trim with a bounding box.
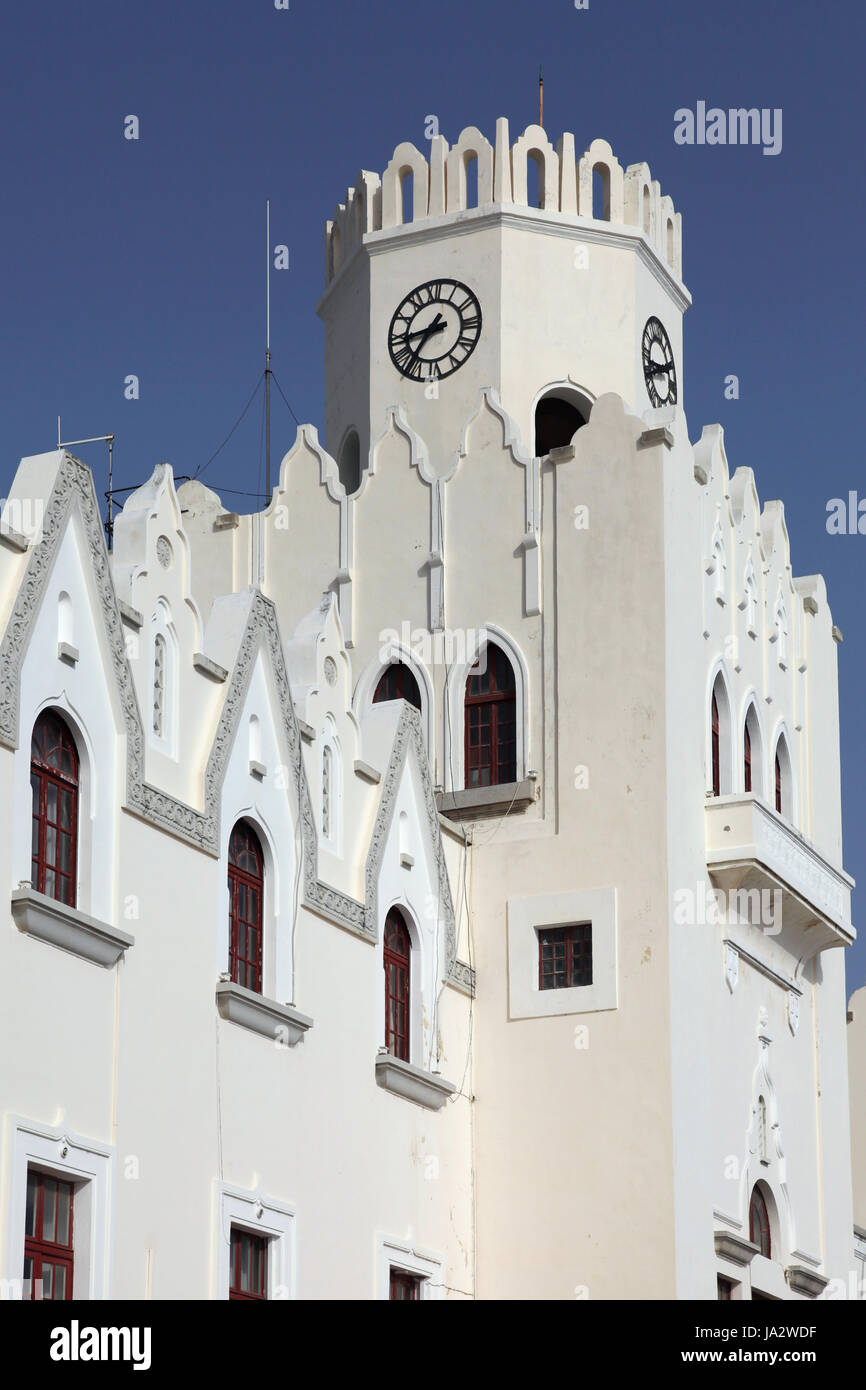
[376,1234,444,1300]
[216,1184,296,1300]
[507,888,617,1018]
[5,1116,114,1300]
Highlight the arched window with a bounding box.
[384,907,411,1062]
[400,169,414,224]
[710,674,731,796]
[464,153,478,208]
[592,162,611,220]
[526,152,544,209]
[743,704,763,797]
[749,1186,771,1259]
[31,711,79,907]
[338,429,361,495]
[534,394,587,456]
[153,634,166,737]
[711,692,721,797]
[465,643,516,788]
[374,662,422,712]
[228,822,264,994]
[774,735,792,818]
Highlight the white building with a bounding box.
[0,116,860,1301]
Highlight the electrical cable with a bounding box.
[194,372,265,480]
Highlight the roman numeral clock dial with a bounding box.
[642,315,678,407]
[388,279,482,381]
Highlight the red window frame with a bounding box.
[229,1227,268,1300]
[749,1186,771,1259]
[228,822,264,994]
[711,692,720,797]
[744,721,752,793]
[374,663,422,712]
[774,751,783,815]
[717,1275,734,1300]
[464,644,516,789]
[538,924,593,990]
[384,907,411,1062]
[23,1169,74,1301]
[389,1268,422,1300]
[30,711,79,907]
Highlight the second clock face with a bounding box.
[388,279,482,381]
[642,316,678,407]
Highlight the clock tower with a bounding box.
[317,117,689,489]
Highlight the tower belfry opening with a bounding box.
[534,394,586,456]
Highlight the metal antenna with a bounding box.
[265,199,272,500]
[539,65,543,127]
[57,431,116,548]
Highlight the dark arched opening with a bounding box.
[534,396,587,456]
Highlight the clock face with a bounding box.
[642,316,678,407]
[388,279,482,382]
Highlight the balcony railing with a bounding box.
[705,795,854,963]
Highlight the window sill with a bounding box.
[714,1230,760,1265]
[436,778,535,820]
[375,1053,456,1111]
[785,1265,828,1299]
[216,981,313,1045]
[11,888,134,968]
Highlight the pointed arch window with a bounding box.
[749,1186,771,1259]
[465,644,516,788]
[773,736,792,819]
[374,662,422,712]
[710,675,732,797]
[744,721,752,793]
[31,711,79,907]
[711,692,721,797]
[228,822,264,994]
[384,907,411,1062]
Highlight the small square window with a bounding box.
[538,924,592,990]
[230,1228,268,1300]
[389,1268,423,1300]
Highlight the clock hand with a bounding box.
[405,314,446,345]
[645,359,674,376]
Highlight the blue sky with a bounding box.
[2,0,864,990]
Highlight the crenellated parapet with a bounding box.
[324,117,683,285]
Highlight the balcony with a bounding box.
[705,796,854,968]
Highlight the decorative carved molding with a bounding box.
[0,456,470,986]
[365,703,474,992]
